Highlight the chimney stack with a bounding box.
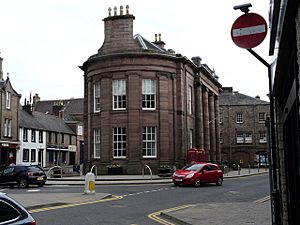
[52,102,64,119]
[191,56,202,67]
[152,33,166,49]
[222,87,233,93]
[23,99,33,115]
[98,5,139,55]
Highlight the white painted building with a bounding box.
[17,127,47,167]
[18,104,77,168]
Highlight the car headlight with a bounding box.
[186,173,195,178]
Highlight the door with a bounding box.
[38,149,44,167]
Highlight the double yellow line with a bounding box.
[148,204,194,225]
[29,195,123,213]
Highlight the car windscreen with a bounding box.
[182,164,204,171]
[27,166,43,173]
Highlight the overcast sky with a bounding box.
[0,0,271,103]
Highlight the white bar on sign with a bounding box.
[232,25,266,37]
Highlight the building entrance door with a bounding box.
[38,149,44,167]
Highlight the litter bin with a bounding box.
[84,172,95,194]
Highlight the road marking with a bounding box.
[148,204,194,225]
[29,195,123,214]
[27,189,40,192]
[254,195,270,203]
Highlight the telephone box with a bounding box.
[187,148,206,164]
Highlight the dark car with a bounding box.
[0,165,46,188]
[172,162,223,187]
[0,192,36,225]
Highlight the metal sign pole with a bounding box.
[247,48,280,225]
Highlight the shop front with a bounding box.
[0,143,19,167]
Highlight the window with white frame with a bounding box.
[258,112,266,123]
[113,127,126,158]
[4,119,11,137]
[23,149,29,162]
[38,131,43,143]
[142,79,156,109]
[31,129,36,142]
[6,91,11,109]
[94,82,100,112]
[259,132,267,143]
[23,128,28,142]
[93,128,101,158]
[187,85,192,115]
[236,133,244,143]
[236,112,243,123]
[113,80,126,110]
[142,126,157,157]
[244,132,253,143]
[31,149,36,162]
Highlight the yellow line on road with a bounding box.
[29,195,123,213]
[148,204,194,225]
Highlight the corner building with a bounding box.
[80,7,222,174]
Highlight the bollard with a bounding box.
[258,164,260,172]
[238,165,241,175]
[84,172,95,194]
[248,165,251,174]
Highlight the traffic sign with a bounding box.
[231,13,267,49]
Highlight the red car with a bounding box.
[172,162,223,187]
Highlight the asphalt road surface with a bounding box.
[2,174,270,225]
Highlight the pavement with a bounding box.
[4,168,271,225]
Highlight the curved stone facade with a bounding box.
[81,7,221,174]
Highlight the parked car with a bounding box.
[172,162,223,187]
[0,165,46,188]
[0,192,36,224]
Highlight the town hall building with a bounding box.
[80,6,222,174]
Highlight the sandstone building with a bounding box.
[80,6,222,174]
[219,87,270,167]
[0,56,21,166]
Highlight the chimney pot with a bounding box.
[120,5,123,15]
[114,6,117,16]
[191,56,202,66]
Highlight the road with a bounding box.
[2,174,270,225]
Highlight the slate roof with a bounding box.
[219,88,269,106]
[20,110,75,134]
[34,98,84,122]
[133,34,169,54]
[0,79,5,88]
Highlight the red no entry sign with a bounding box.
[231,13,267,49]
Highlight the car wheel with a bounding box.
[194,179,201,187]
[216,177,223,186]
[19,179,28,188]
[173,183,179,186]
[38,183,44,187]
